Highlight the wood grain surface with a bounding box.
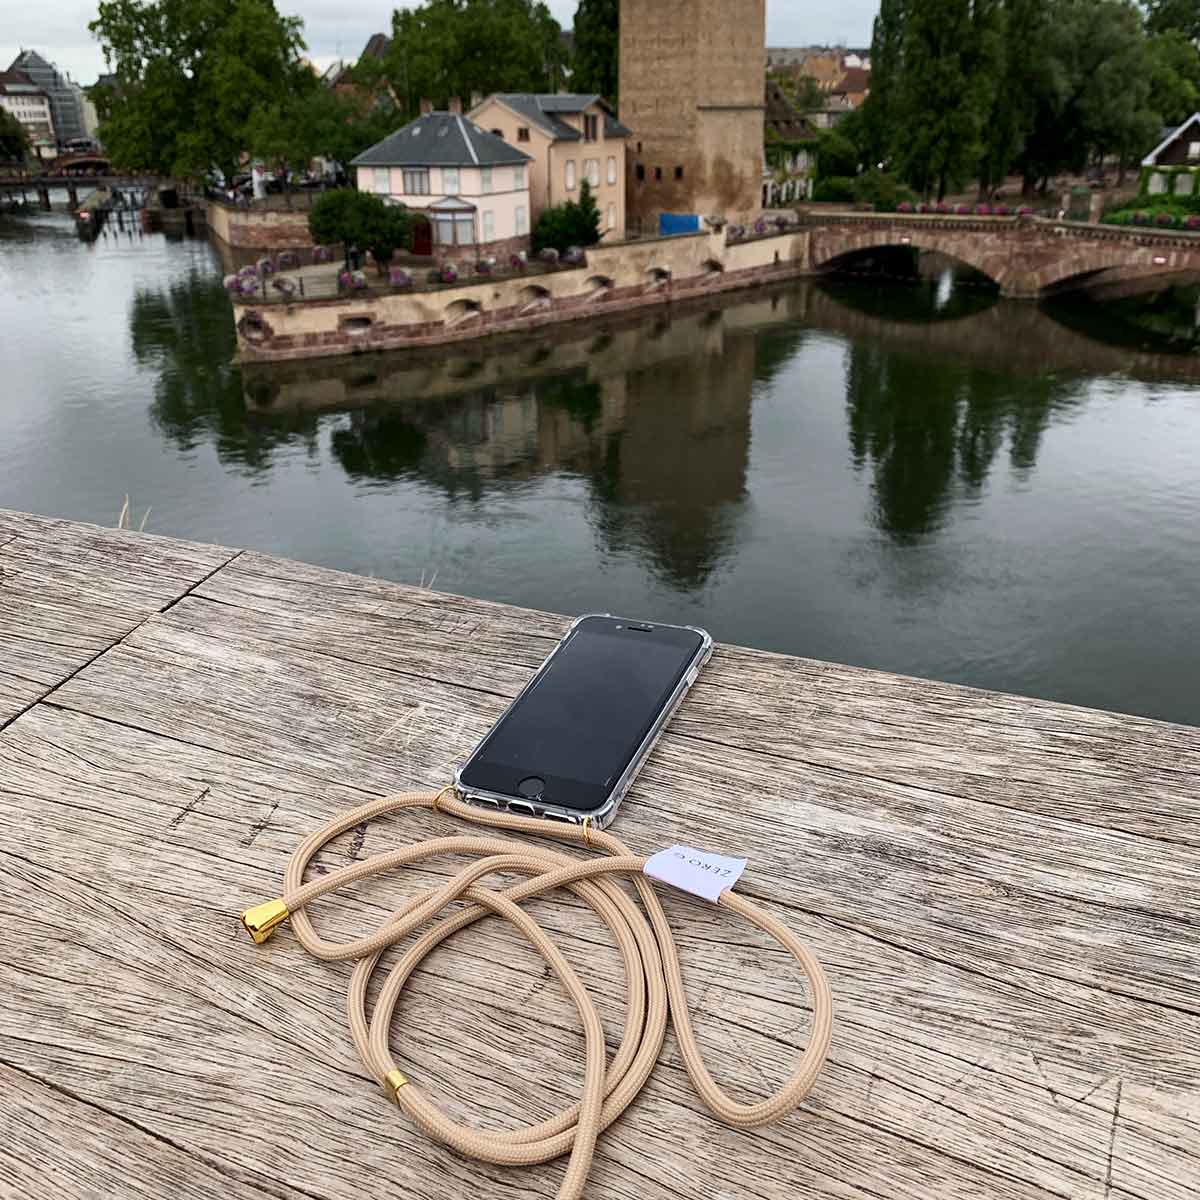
[0,510,1196,1200]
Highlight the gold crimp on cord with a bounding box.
[241,899,290,944]
[385,1069,410,1101]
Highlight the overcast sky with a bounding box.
[0,0,876,87]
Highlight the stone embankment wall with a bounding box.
[207,200,315,251]
[233,227,810,362]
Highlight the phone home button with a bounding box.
[517,776,546,800]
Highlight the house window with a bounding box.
[518,127,530,142]
[565,160,576,190]
[435,213,475,245]
[373,168,390,195]
[585,158,600,187]
[482,210,495,241]
[584,113,599,141]
[491,128,504,138]
[636,163,645,182]
[481,166,492,194]
[516,205,528,235]
[607,203,616,230]
[442,167,460,194]
[514,164,526,189]
[607,155,617,185]
[403,168,430,195]
[1190,142,1200,161]
[675,165,684,180]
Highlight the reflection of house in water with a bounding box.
[248,300,766,588]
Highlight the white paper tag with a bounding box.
[644,844,747,903]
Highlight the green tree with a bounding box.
[1019,0,1157,191]
[532,179,602,252]
[896,0,1003,200]
[861,0,908,168]
[90,0,307,180]
[1147,29,1200,124]
[770,71,826,116]
[0,108,30,162]
[309,189,415,270]
[1144,0,1200,41]
[573,0,619,102]
[384,0,566,115]
[816,130,860,179]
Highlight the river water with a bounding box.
[2,207,1198,725]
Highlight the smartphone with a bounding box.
[455,615,713,828]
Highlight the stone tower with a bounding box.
[620,0,766,233]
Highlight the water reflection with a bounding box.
[131,272,321,471]
[844,341,1080,542]
[222,277,1200,569]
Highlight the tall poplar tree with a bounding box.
[572,0,619,102]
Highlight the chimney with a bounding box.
[448,96,462,115]
[419,98,433,115]
[470,91,483,110]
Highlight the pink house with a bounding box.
[352,107,534,259]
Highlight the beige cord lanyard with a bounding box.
[242,788,835,1200]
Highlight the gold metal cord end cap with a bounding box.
[241,899,290,945]
[384,1069,410,1102]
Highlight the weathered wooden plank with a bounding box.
[0,510,233,726]
[0,1063,294,1200]
[4,703,1187,1200]
[1,514,1197,1200]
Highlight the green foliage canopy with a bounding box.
[383,0,566,114]
[861,0,1200,200]
[532,179,602,253]
[90,0,307,180]
[572,0,619,102]
[308,189,417,270]
[0,108,31,162]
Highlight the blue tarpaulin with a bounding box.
[659,213,702,237]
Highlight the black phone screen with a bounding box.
[459,617,706,813]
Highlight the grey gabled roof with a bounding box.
[1143,114,1200,166]
[351,112,532,168]
[487,93,631,141]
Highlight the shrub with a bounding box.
[853,170,912,212]
[532,180,602,254]
[1187,215,1200,230]
[510,253,526,271]
[815,130,859,180]
[440,265,459,284]
[812,175,856,203]
[389,267,412,288]
[539,247,560,264]
[995,204,1011,216]
[338,269,352,290]
[309,190,415,274]
[1017,206,1034,217]
[754,218,768,234]
[975,204,992,216]
[897,201,915,213]
[936,202,950,214]
[1156,212,1177,227]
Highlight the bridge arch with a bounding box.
[811,229,1006,290]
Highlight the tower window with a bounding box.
[674,166,684,180]
[636,164,645,182]
[655,166,663,183]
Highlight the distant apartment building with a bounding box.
[352,104,534,259]
[470,93,629,239]
[0,68,55,157]
[621,0,767,231]
[8,50,85,145]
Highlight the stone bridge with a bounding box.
[805,212,1200,299]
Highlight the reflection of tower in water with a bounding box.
[313,308,757,589]
[588,331,755,590]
